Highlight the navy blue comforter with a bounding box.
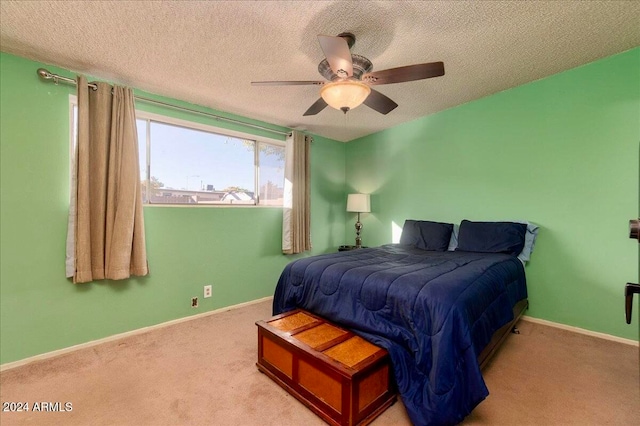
[273,244,527,426]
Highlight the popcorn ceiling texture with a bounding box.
[1,0,639,142]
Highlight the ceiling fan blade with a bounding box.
[363,89,398,115]
[303,98,328,116]
[363,62,445,85]
[318,35,353,77]
[251,81,325,86]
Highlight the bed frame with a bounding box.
[478,299,528,369]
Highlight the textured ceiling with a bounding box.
[1,1,639,142]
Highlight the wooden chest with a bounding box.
[256,310,396,426]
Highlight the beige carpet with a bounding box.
[1,299,638,426]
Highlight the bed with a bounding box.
[272,220,535,426]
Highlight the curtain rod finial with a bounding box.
[37,68,51,80]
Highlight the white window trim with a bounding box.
[134,109,285,149]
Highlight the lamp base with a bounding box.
[355,214,363,248]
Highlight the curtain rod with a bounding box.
[36,68,290,137]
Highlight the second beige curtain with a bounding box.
[282,130,311,254]
[68,76,149,283]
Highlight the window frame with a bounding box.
[69,95,286,208]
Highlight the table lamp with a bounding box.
[346,194,371,248]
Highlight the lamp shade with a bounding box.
[320,80,371,112]
[346,193,370,213]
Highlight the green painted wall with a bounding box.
[346,48,640,341]
[0,53,347,364]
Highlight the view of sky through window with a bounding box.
[77,103,285,206]
[147,121,256,192]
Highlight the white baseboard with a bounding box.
[520,315,639,347]
[0,296,274,372]
[3,301,635,373]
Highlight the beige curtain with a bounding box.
[67,76,149,283]
[282,131,311,254]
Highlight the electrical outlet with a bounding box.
[191,297,198,308]
[204,285,212,298]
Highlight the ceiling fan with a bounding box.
[252,32,445,116]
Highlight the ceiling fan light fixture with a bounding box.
[320,80,371,113]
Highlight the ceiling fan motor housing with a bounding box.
[337,32,356,49]
[318,54,373,81]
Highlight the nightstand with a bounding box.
[338,245,367,251]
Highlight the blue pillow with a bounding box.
[456,220,527,256]
[515,221,539,262]
[447,223,459,251]
[399,220,453,251]
[449,220,539,262]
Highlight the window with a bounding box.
[71,96,285,206]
